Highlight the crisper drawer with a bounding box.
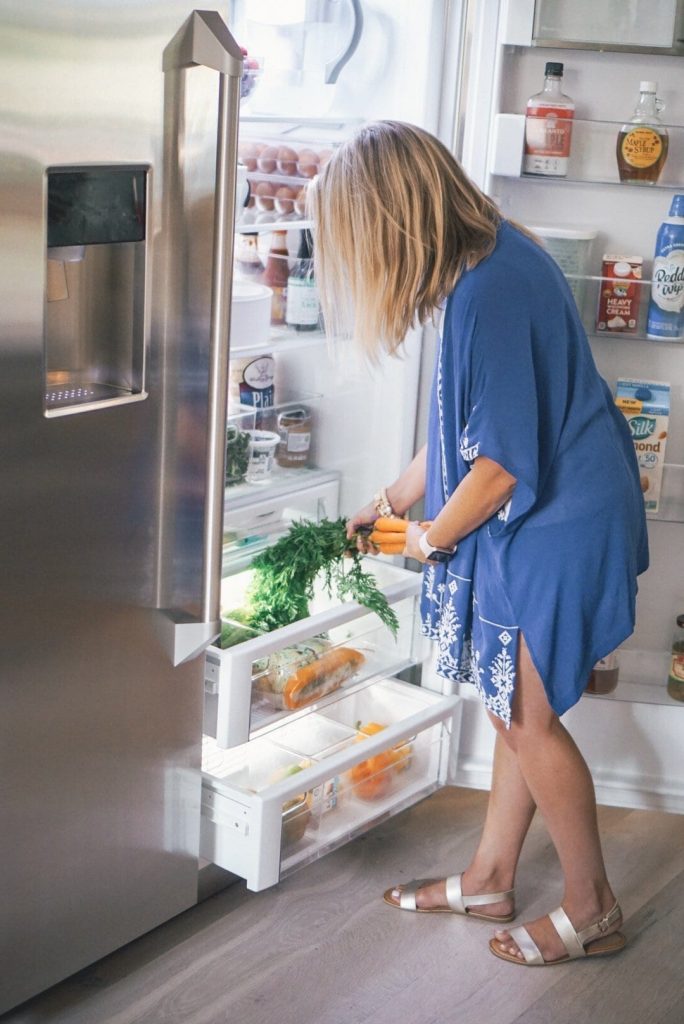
[223,469,340,576]
[204,561,424,748]
[200,678,462,892]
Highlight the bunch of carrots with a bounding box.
[364,516,432,556]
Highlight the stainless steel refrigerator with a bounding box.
[0,4,243,1012]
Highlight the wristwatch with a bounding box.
[418,531,457,564]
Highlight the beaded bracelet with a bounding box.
[373,488,394,518]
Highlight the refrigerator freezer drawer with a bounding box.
[200,678,462,891]
[206,561,424,748]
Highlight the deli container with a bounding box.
[529,224,597,309]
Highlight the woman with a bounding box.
[309,121,648,967]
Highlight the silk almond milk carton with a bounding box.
[615,379,670,513]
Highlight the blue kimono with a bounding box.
[421,221,649,726]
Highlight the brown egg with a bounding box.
[254,180,275,211]
[239,140,259,171]
[277,145,299,176]
[275,185,297,214]
[297,148,320,178]
[257,145,278,173]
[640,475,650,493]
[294,185,308,217]
[317,148,333,167]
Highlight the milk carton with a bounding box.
[615,379,670,513]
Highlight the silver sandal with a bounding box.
[489,900,626,965]
[383,872,516,923]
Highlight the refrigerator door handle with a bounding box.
[161,12,243,666]
[324,0,363,84]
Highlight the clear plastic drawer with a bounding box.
[200,678,462,891]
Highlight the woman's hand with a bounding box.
[346,501,380,554]
[404,521,429,563]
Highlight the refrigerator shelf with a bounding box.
[490,113,684,190]
[583,647,684,708]
[229,324,326,356]
[236,214,314,233]
[206,560,423,748]
[200,677,462,891]
[560,274,684,345]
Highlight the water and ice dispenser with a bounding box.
[44,165,149,415]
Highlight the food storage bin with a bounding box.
[207,560,425,747]
[230,280,272,349]
[529,225,597,309]
[200,677,462,890]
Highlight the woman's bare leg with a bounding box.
[493,636,621,961]
[390,727,536,913]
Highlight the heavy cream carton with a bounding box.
[615,379,670,514]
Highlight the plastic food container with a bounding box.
[230,281,272,349]
[238,135,336,226]
[529,225,597,307]
[246,429,280,483]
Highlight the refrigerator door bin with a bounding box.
[490,114,684,190]
[206,560,423,747]
[200,678,462,891]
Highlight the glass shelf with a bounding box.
[490,114,684,190]
[230,325,325,357]
[583,648,684,708]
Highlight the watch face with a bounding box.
[429,548,452,563]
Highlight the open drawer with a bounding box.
[200,678,462,891]
[205,560,424,748]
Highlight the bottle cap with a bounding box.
[640,81,657,93]
[669,194,684,217]
[545,62,563,76]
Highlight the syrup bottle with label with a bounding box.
[616,82,669,186]
[524,62,574,177]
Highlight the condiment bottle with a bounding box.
[229,352,275,411]
[646,194,684,341]
[586,651,619,695]
[286,229,320,332]
[523,62,574,178]
[666,614,684,702]
[616,82,669,186]
[234,231,263,279]
[276,406,313,468]
[262,230,289,325]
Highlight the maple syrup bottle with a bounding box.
[617,82,669,186]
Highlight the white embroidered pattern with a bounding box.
[425,329,518,728]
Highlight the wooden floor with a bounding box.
[4,787,684,1024]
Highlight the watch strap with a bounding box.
[418,531,456,561]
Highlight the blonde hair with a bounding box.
[308,120,502,359]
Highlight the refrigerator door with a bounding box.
[0,4,240,1013]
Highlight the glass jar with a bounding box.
[276,406,313,468]
[586,651,619,695]
[666,614,684,702]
